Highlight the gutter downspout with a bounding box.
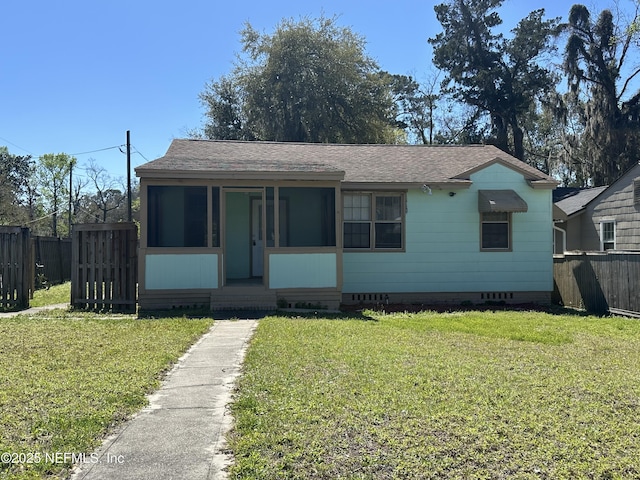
[553,224,567,255]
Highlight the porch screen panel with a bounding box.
[279,187,336,247]
[212,187,220,247]
[148,186,208,247]
[266,187,275,247]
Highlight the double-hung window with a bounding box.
[344,193,371,248]
[343,193,403,250]
[600,220,616,250]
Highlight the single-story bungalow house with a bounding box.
[135,139,558,311]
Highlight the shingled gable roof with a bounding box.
[553,186,609,218]
[135,139,557,187]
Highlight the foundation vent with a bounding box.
[481,292,514,301]
[351,293,389,303]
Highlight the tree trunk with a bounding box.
[512,123,525,161]
[491,114,510,155]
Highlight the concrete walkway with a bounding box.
[71,319,258,480]
[0,303,70,318]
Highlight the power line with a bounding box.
[0,136,126,159]
[68,145,124,157]
[22,209,63,226]
[0,136,34,156]
[1,136,151,167]
[132,146,149,162]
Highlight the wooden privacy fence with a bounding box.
[553,252,640,316]
[71,223,138,312]
[0,226,31,310]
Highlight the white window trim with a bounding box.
[599,219,616,251]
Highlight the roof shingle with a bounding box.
[553,186,608,217]
[135,139,556,185]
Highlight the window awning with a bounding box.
[478,190,528,213]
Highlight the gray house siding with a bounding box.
[554,213,583,252]
[582,163,640,250]
[565,216,583,250]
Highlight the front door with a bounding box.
[224,189,264,285]
[251,197,263,277]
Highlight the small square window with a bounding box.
[344,222,370,249]
[375,223,402,249]
[481,212,510,250]
[344,194,371,221]
[376,195,401,221]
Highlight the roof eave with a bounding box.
[567,209,587,219]
[527,179,559,189]
[340,180,473,191]
[454,156,557,185]
[135,169,345,181]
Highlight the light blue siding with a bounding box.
[269,253,337,289]
[146,254,218,289]
[343,163,553,293]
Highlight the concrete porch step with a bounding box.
[210,286,277,311]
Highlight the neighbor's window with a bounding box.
[600,221,616,250]
[634,178,640,206]
[148,186,208,247]
[343,193,403,250]
[481,212,511,250]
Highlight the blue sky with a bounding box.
[0,0,625,183]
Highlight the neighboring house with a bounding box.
[553,186,607,253]
[554,162,640,252]
[135,139,557,310]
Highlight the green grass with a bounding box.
[228,310,640,479]
[29,282,71,308]
[0,310,212,480]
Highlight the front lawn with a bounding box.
[228,310,640,479]
[0,311,212,480]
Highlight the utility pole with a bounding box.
[68,160,73,234]
[127,130,132,222]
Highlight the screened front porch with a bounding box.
[140,180,343,310]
